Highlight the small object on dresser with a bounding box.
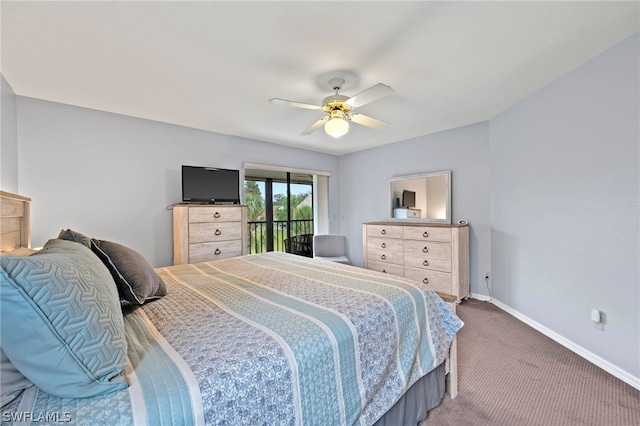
[393,207,421,219]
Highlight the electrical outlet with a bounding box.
[592,309,606,331]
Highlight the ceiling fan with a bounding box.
[269,78,394,138]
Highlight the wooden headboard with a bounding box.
[0,191,31,253]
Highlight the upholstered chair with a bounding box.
[312,234,350,264]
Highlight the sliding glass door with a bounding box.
[245,170,314,256]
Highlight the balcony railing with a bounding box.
[248,219,314,255]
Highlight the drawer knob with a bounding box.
[381,229,387,235]
[382,269,387,273]
[423,260,429,266]
[423,278,429,284]
[423,231,429,238]
[381,254,386,260]
[381,242,386,248]
[215,229,222,236]
[214,248,222,255]
[214,212,221,218]
[422,246,429,253]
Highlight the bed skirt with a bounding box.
[373,362,446,426]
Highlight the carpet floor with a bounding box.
[421,300,640,426]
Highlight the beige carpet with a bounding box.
[421,300,640,426]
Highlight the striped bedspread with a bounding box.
[3,252,462,426]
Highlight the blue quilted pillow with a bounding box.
[0,349,33,407]
[0,239,128,398]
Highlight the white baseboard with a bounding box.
[469,292,491,302]
[468,293,640,390]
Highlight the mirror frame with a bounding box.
[389,171,452,224]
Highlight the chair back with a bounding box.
[313,234,347,257]
[285,233,313,257]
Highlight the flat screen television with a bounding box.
[402,190,416,208]
[182,165,240,204]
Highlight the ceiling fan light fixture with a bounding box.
[324,111,349,138]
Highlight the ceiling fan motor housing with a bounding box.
[322,94,351,114]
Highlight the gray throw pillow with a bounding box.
[91,239,166,305]
[57,228,92,248]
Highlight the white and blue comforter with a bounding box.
[4,252,462,426]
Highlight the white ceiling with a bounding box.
[2,1,638,155]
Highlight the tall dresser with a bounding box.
[173,204,248,265]
[362,222,469,300]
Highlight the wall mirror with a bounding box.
[389,171,451,223]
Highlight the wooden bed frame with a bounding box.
[0,190,459,400]
[438,291,459,398]
[0,190,31,254]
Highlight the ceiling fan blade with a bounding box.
[269,98,322,110]
[350,113,390,130]
[301,117,329,135]
[344,83,394,109]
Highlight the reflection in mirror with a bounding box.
[389,171,451,223]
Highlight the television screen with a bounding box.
[402,190,416,208]
[182,165,240,203]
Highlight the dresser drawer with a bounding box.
[188,207,242,223]
[367,249,403,265]
[404,267,452,294]
[403,240,452,272]
[366,260,404,276]
[367,237,403,253]
[403,226,451,242]
[189,240,243,263]
[189,222,243,243]
[366,225,403,239]
[367,236,403,264]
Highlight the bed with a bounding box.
[0,191,462,426]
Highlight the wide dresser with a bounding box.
[363,222,469,300]
[173,204,248,265]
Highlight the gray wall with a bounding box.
[490,33,639,379]
[7,32,638,386]
[1,74,19,193]
[338,122,491,296]
[16,98,340,267]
